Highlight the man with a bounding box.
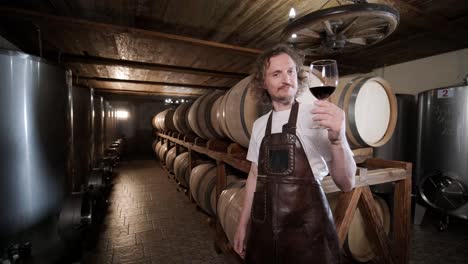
[233,44,356,263]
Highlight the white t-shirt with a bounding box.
[246,102,332,180]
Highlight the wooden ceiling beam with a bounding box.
[0,7,262,56]
[386,0,468,44]
[78,76,230,90]
[89,86,202,97]
[61,53,248,79]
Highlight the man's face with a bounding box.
[263,53,298,105]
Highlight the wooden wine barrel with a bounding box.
[330,76,398,148]
[154,140,162,158]
[220,76,271,147]
[188,91,225,139]
[210,94,226,139]
[158,143,168,164]
[217,180,247,246]
[189,163,217,216]
[188,97,202,137]
[153,109,177,132]
[163,108,177,132]
[154,110,167,131]
[173,102,193,134]
[152,139,159,153]
[151,112,161,130]
[165,146,177,173]
[173,152,190,188]
[328,193,391,262]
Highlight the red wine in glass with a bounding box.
[310,85,336,100]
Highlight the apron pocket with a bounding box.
[251,191,267,224]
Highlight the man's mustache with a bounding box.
[278,84,293,90]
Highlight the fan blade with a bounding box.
[351,19,389,29]
[351,32,385,39]
[293,42,321,49]
[348,23,388,35]
[305,46,323,56]
[346,38,367,45]
[288,35,321,44]
[339,17,360,35]
[298,28,321,38]
[323,20,334,36]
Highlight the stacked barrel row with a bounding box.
[152,76,271,148]
[153,139,245,217]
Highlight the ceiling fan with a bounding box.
[281,1,400,55]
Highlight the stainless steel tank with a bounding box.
[416,84,468,219]
[0,50,70,241]
[93,96,105,160]
[71,85,94,191]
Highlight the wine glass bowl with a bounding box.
[309,60,338,100]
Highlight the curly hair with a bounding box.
[250,44,304,103]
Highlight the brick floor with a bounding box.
[82,160,228,264]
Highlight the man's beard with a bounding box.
[270,94,294,105]
[270,85,296,105]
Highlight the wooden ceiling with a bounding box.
[1,0,468,98]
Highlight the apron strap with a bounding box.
[283,100,299,134]
[265,100,299,136]
[265,112,273,136]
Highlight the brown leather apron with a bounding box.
[245,101,341,264]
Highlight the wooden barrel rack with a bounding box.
[155,131,411,264]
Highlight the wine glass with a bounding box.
[309,60,338,128]
[309,59,338,100]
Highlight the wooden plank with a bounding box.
[188,149,195,203]
[359,187,395,264]
[322,168,407,193]
[184,134,197,143]
[393,163,412,264]
[191,144,251,173]
[78,76,231,90]
[333,188,362,245]
[159,133,251,172]
[215,160,228,254]
[194,137,208,147]
[64,53,247,79]
[216,160,227,207]
[207,139,230,152]
[364,158,411,170]
[93,86,201,97]
[0,7,262,56]
[228,143,247,160]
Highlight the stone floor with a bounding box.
[82,159,468,264]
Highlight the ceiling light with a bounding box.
[289,7,296,19]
